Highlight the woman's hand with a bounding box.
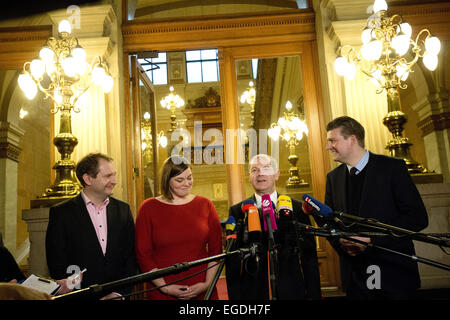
[176,282,208,300]
[161,284,189,299]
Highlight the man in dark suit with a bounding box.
[46,153,137,299]
[225,154,321,300]
[324,116,428,299]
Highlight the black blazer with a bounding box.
[46,194,137,297]
[225,194,321,300]
[325,152,428,293]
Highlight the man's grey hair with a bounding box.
[249,154,279,172]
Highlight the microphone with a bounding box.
[241,199,256,243]
[261,194,277,231]
[224,216,237,251]
[241,201,261,266]
[277,195,293,218]
[302,194,333,217]
[247,204,261,234]
[301,201,314,215]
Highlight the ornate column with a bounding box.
[0,122,24,252]
[416,90,450,182]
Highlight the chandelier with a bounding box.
[268,101,309,188]
[160,86,184,133]
[141,112,167,165]
[240,81,256,128]
[333,0,441,174]
[18,20,114,198]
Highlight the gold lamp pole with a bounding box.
[18,20,114,198]
[268,101,309,188]
[240,81,256,128]
[334,0,441,174]
[160,86,185,134]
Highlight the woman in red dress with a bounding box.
[135,156,222,300]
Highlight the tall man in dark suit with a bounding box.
[46,153,137,299]
[225,154,321,300]
[324,116,428,299]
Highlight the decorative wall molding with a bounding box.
[122,10,316,52]
[0,142,21,162]
[0,25,52,69]
[417,112,450,137]
[0,122,24,162]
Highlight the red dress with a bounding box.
[135,196,223,300]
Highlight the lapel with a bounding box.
[73,194,105,257]
[358,152,377,218]
[105,198,118,257]
[336,165,348,213]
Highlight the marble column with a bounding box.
[0,122,24,253]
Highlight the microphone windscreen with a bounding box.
[302,194,333,216]
[261,194,278,231]
[277,195,293,215]
[225,216,236,232]
[241,199,256,213]
[302,201,313,214]
[247,205,261,233]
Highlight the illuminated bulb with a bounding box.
[334,57,348,76]
[425,36,441,55]
[300,121,308,135]
[283,132,291,142]
[423,52,438,71]
[392,32,410,56]
[46,62,57,77]
[62,56,77,78]
[92,66,106,85]
[18,73,37,99]
[268,126,281,141]
[39,47,54,63]
[396,63,409,81]
[373,0,388,13]
[30,59,45,79]
[361,28,373,44]
[19,108,28,119]
[72,46,86,62]
[102,74,114,93]
[58,20,72,34]
[285,101,292,111]
[144,112,150,120]
[278,117,287,128]
[295,131,304,141]
[361,40,382,60]
[141,142,147,151]
[159,135,168,148]
[400,23,412,37]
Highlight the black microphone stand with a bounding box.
[54,247,252,300]
[204,219,242,300]
[295,222,450,272]
[332,211,450,248]
[264,211,279,300]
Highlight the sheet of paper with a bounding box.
[21,274,60,295]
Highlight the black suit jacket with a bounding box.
[325,152,428,294]
[46,194,137,297]
[225,194,321,300]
